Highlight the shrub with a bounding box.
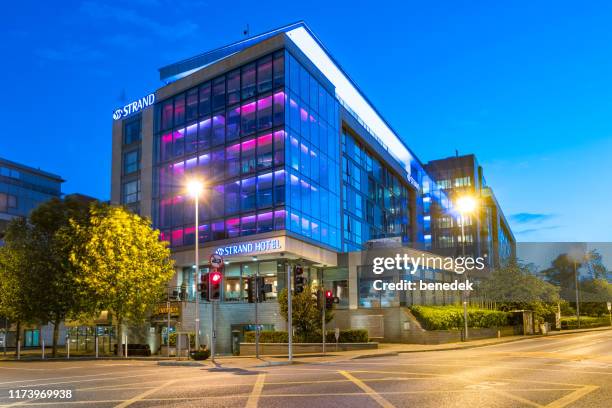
[560,316,610,329]
[410,305,510,330]
[191,349,210,360]
[244,329,369,343]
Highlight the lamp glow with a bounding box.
[456,196,477,214]
[187,179,204,197]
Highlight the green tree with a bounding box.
[277,285,333,342]
[69,205,175,355]
[584,250,610,281]
[476,260,560,321]
[541,253,580,301]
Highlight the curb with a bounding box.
[158,361,206,367]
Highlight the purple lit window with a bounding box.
[212,114,225,146]
[160,198,172,227]
[198,118,211,150]
[160,132,172,162]
[241,138,256,174]
[274,170,285,206]
[185,124,197,154]
[289,93,299,130]
[211,220,225,240]
[226,217,240,238]
[160,230,170,243]
[174,94,185,125]
[257,211,273,233]
[257,133,273,170]
[241,102,256,135]
[173,128,184,157]
[309,113,319,146]
[172,195,184,226]
[210,184,224,218]
[257,56,272,93]
[184,226,195,246]
[290,211,300,232]
[161,100,173,130]
[301,180,311,214]
[257,96,272,130]
[240,214,256,236]
[171,228,183,247]
[311,221,320,241]
[159,164,172,196]
[241,63,256,100]
[300,107,310,140]
[274,130,285,166]
[274,210,286,230]
[185,156,197,173]
[197,153,210,179]
[301,217,311,238]
[273,92,285,126]
[172,161,184,194]
[211,149,224,181]
[225,181,240,214]
[198,224,210,244]
[226,143,240,178]
[199,82,211,116]
[241,177,256,211]
[227,107,240,141]
[257,172,273,208]
[290,135,299,171]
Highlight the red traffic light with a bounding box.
[210,271,222,283]
[325,290,333,298]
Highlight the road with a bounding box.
[0,329,610,407]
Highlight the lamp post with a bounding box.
[187,179,204,351]
[456,196,477,341]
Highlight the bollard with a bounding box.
[95,337,99,359]
[67,337,70,359]
[17,340,21,360]
[41,339,45,360]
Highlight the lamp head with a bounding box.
[187,179,204,197]
[456,196,477,214]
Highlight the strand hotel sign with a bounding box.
[214,238,284,257]
[113,93,156,120]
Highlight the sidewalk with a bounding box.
[2,326,610,367]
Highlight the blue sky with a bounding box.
[1,0,611,242]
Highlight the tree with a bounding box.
[584,250,610,281]
[541,253,581,301]
[476,260,560,321]
[69,205,175,355]
[277,285,333,342]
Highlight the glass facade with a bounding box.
[341,129,411,252]
[152,50,341,250]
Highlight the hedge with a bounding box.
[560,316,611,329]
[244,329,369,343]
[410,305,510,330]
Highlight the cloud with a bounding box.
[510,212,555,224]
[80,1,198,40]
[515,226,561,235]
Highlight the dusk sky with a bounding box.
[2,0,611,242]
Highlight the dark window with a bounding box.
[199,82,211,116]
[173,128,184,157]
[273,51,285,88]
[124,119,141,144]
[257,172,273,208]
[185,123,197,154]
[124,150,139,174]
[257,133,273,171]
[226,106,240,141]
[227,70,240,106]
[274,130,285,166]
[241,176,256,211]
[257,56,272,93]
[241,101,256,135]
[123,180,140,204]
[225,181,240,215]
[198,117,211,150]
[274,170,285,206]
[241,63,256,100]
[241,138,256,174]
[186,88,198,122]
[212,113,225,146]
[225,143,240,178]
[161,100,173,130]
[212,77,225,111]
[273,92,285,127]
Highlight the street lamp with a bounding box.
[456,195,477,341]
[187,179,204,351]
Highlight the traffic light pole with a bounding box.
[194,194,200,351]
[255,272,260,359]
[322,287,326,356]
[287,264,293,363]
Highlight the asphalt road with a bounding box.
[0,330,611,407]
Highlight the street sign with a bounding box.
[210,253,223,269]
[607,302,611,311]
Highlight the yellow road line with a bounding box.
[544,385,599,408]
[113,379,177,408]
[245,373,265,408]
[339,370,395,408]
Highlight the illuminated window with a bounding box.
[123,150,139,174]
[123,180,140,204]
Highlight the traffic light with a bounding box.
[247,276,266,303]
[294,265,305,294]
[210,270,222,300]
[325,289,334,309]
[198,273,209,301]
